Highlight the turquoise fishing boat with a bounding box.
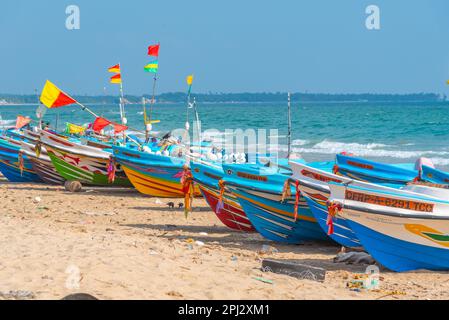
[112,143,201,198]
[421,165,449,185]
[222,160,330,244]
[334,153,418,186]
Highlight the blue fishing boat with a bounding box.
[334,153,418,186]
[329,181,449,272]
[289,160,361,248]
[222,160,330,244]
[421,165,449,185]
[0,136,42,182]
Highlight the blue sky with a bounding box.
[1,0,449,95]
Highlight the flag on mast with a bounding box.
[108,64,121,73]
[15,116,31,129]
[148,44,160,57]
[186,74,194,95]
[92,117,112,132]
[66,123,86,134]
[110,74,122,84]
[144,61,159,73]
[40,80,77,108]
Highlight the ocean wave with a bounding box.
[289,139,449,159]
[312,139,388,151]
[291,139,309,146]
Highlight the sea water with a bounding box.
[2,100,449,170]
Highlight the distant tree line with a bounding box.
[0,92,445,104]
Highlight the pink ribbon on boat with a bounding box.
[107,156,116,183]
[326,201,342,236]
[293,180,300,222]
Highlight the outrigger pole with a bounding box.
[287,92,292,159]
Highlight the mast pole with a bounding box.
[287,92,292,159]
[192,97,201,147]
[145,42,159,140]
[184,77,193,158]
[118,63,126,125]
[35,88,42,130]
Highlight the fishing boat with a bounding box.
[40,129,132,187]
[328,181,449,271]
[190,160,255,232]
[289,160,361,248]
[420,165,449,185]
[222,160,330,244]
[112,143,200,197]
[0,135,42,182]
[334,153,418,186]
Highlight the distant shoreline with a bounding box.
[0,92,447,105]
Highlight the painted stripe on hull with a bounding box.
[199,184,255,232]
[0,159,42,182]
[47,150,131,187]
[230,187,330,244]
[29,157,65,185]
[304,196,360,248]
[347,219,449,272]
[122,164,200,198]
[297,180,361,247]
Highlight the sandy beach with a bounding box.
[0,181,448,300]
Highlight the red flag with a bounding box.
[15,115,31,129]
[113,124,128,134]
[92,117,111,133]
[148,44,160,57]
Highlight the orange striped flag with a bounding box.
[108,64,121,73]
[110,74,122,84]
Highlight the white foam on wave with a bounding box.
[289,139,449,160]
[291,139,309,146]
[313,139,388,151]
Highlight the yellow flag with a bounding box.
[186,74,194,86]
[66,123,86,135]
[447,80,449,85]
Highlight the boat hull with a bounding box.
[329,181,449,272]
[199,184,255,232]
[113,145,200,197]
[40,130,131,187]
[28,157,65,185]
[344,209,449,272]
[47,148,131,187]
[190,160,255,231]
[335,154,417,186]
[21,140,64,185]
[229,186,329,244]
[304,196,360,248]
[0,138,42,183]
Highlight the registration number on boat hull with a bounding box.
[345,190,434,213]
